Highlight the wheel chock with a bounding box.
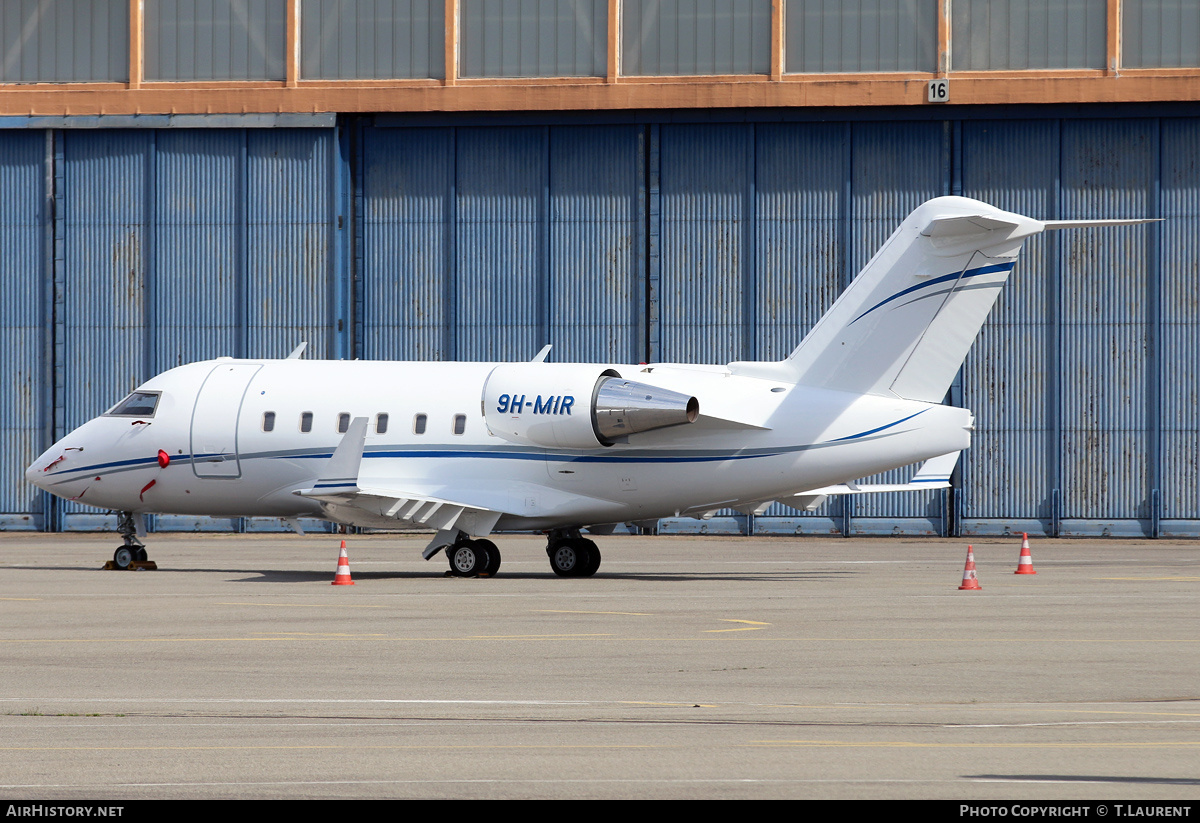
[102,560,158,571]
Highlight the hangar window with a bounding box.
[951,0,1104,71]
[453,414,467,435]
[376,413,389,434]
[262,412,276,432]
[106,392,161,418]
[145,0,287,81]
[413,414,427,435]
[300,412,313,433]
[460,0,607,78]
[623,0,770,76]
[337,413,350,433]
[787,0,938,73]
[0,0,129,83]
[302,0,445,80]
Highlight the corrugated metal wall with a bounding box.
[4,112,1199,537]
[6,127,341,531]
[0,131,45,528]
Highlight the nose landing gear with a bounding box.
[107,512,156,570]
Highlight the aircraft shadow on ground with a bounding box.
[7,564,859,584]
[227,569,862,584]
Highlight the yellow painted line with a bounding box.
[1095,577,1200,581]
[0,637,306,644]
[218,602,392,609]
[254,632,386,638]
[782,637,1200,643]
[466,634,614,639]
[749,740,1200,748]
[705,619,770,633]
[0,744,662,753]
[0,598,41,602]
[533,610,653,616]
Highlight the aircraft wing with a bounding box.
[292,416,511,550]
[297,483,507,536]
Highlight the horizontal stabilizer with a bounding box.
[1041,218,1159,230]
[780,451,962,511]
[727,197,1149,404]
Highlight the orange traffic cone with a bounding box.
[332,541,355,586]
[958,545,982,590]
[1014,533,1037,574]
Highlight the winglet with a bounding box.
[287,342,308,360]
[531,344,552,363]
[296,416,368,496]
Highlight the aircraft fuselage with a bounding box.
[27,357,972,531]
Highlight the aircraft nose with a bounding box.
[25,455,49,490]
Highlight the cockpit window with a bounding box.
[106,391,160,417]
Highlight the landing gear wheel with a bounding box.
[476,540,501,576]
[113,546,134,570]
[581,542,601,577]
[549,539,590,577]
[448,543,485,577]
[112,512,148,569]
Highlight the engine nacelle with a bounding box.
[482,363,698,449]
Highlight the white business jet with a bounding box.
[25,197,1145,577]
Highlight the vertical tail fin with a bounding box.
[730,197,1049,401]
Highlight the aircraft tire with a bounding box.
[113,547,134,570]
[134,547,148,563]
[580,541,601,577]
[448,543,485,577]
[549,539,589,577]
[477,540,501,576]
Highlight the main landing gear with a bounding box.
[110,511,152,570]
[446,537,502,578]
[546,529,601,577]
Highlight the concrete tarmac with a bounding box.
[1,532,1198,800]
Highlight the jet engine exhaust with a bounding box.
[592,378,699,445]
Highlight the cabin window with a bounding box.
[300,412,313,433]
[376,413,389,434]
[453,414,466,435]
[413,413,427,435]
[105,391,160,418]
[262,412,275,432]
[337,413,350,433]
